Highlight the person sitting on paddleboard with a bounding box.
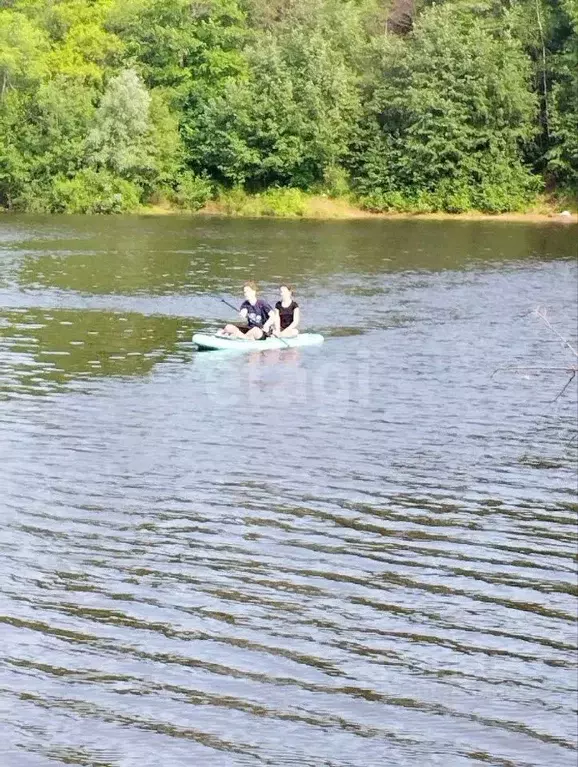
[219,281,273,340]
[270,284,300,338]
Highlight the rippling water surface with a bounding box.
[1,215,577,767]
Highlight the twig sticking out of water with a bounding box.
[492,308,578,403]
[534,307,578,402]
[552,368,577,402]
[534,306,578,359]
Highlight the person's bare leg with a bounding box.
[244,327,264,340]
[219,324,246,338]
[279,328,298,338]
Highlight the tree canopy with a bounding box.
[0,0,576,213]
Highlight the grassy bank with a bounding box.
[139,189,578,223]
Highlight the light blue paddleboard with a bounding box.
[193,332,324,352]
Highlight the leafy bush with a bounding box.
[443,185,473,214]
[51,169,141,213]
[11,180,54,213]
[216,186,307,216]
[319,165,351,198]
[360,191,409,213]
[216,187,260,216]
[259,187,306,216]
[170,172,212,210]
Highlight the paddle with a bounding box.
[220,297,240,313]
[219,297,290,347]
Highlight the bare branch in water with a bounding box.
[534,307,578,358]
[552,370,577,403]
[493,309,578,411]
[492,365,577,378]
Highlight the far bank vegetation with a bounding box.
[0,0,577,215]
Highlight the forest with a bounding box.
[0,0,576,214]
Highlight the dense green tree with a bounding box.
[351,2,541,211]
[87,68,153,177]
[86,67,185,197]
[107,0,248,98]
[547,0,578,189]
[0,0,576,212]
[0,9,48,97]
[415,0,578,193]
[188,26,360,188]
[0,75,97,209]
[0,3,114,209]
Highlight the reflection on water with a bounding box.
[0,215,577,767]
[0,307,196,397]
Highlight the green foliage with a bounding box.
[87,68,153,177]
[217,186,258,215]
[319,164,351,198]
[50,169,141,213]
[0,0,576,213]
[351,2,540,211]
[45,0,123,84]
[170,171,212,210]
[190,26,360,189]
[85,68,184,199]
[108,0,248,99]
[415,0,578,194]
[217,185,307,216]
[259,187,307,216]
[0,9,49,95]
[147,90,185,186]
[0,77,97,208]
[547,1,578,189]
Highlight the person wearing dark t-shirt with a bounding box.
[271,285,300,338]
[218,282,273,340]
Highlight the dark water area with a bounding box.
[0,215,577,767]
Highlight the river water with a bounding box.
[0,215,576,767]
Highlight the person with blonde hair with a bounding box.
[218,282,273,340]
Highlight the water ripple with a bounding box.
[1,216,577,767]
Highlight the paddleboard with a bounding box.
[193,332,324,352]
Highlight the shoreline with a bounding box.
[138,196,578,224]
[2,197,576,224]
